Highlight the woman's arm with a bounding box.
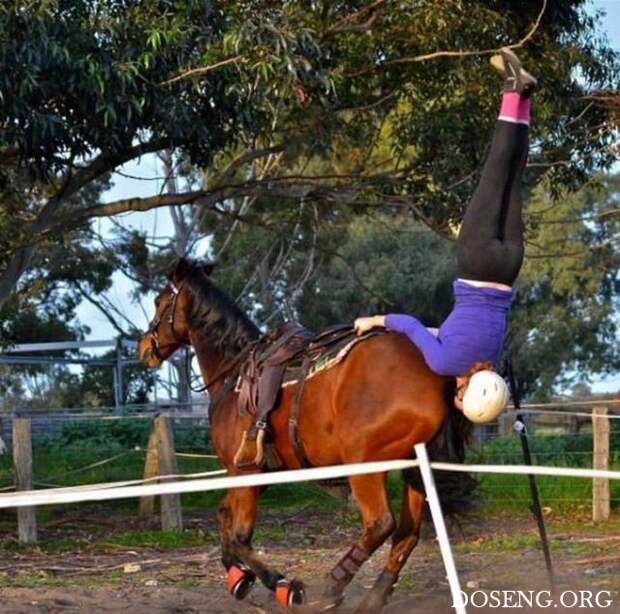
[384,314,451,375]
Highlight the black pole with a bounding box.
[505,359,555,590]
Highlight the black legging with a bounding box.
[457,121,529,285]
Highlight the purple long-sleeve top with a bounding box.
[385,280,515,377]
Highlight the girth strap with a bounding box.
[288,355,313,468]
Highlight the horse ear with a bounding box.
[170,258,189,281]
[202,261,216,276]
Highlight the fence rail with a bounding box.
[0,402,619,614]
[1,444,619,614]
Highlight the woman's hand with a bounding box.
[354,315,386,336]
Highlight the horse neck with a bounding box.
[188,329,231,396]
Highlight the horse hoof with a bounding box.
[355,594,388,614]
[227,564,256,600]
[311,594,344,611]
[276,578,306,608]
[355,571,396,613]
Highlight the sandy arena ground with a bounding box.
[0,507,619,613]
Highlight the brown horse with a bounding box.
[138,258,469,612]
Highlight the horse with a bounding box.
[138,258,470,612]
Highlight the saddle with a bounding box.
[233,323,376,470]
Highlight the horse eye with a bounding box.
[155,296,161,307]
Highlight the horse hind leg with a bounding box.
[356,482,425,613]
[221,486,305,607]
[319,472,395,609]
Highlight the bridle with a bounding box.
[146,280,185,361]
[144,278,260,401]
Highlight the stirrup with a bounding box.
[233,428,266,469]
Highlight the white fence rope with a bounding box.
[0,459,420,509]
[27,469,229,494]
[430,462,620,480]
[1,456,619,510]
[174,452,219,459]
[516,408,620,420]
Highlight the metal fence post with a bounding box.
[414,443,466,614]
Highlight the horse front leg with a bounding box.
[218,486,305,607]
[318,472,395,610]
[356,483,425,613]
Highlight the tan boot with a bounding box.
[490,47,537,96]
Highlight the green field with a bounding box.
[0,418,618,518]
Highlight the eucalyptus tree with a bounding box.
[2,0,618,314]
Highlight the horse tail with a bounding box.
[402,383,477,515]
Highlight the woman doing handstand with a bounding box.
[354,49,536,423]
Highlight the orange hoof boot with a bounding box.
[275,578,306,608]
[227,564,256,600]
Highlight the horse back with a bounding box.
[271,332,452,468]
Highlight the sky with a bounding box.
[74,1,620,388]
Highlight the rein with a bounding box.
[146,278,260,406]
[146,280,185,362]
[189,341,257,395]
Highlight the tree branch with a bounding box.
[216,145,286,185]
[0,137,172,309]
[74,283,128,337]
[160,56,245,86]
[323,0,386,35]
[346,0,547,77]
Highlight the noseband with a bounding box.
[147,280,185,361]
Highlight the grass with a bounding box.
[1,421,619,518]
[398,569,419,591]
[0,528,215,555]
[0,570,125,590]
[467,431,620,515]
[455,532,542,553]
[103,529,213,549]
[454,532,599,556]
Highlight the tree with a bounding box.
[0,0,326,306]
[0,171,115,346]
[296,214,457,329]
[219,170,619,399]
[1,0,618,312]
[507,173,620,398]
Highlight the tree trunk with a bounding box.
[0,192,67,308]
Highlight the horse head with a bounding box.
[138,258,215,368]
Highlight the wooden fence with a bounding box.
[6,414,189,542]
[3,408,616,543]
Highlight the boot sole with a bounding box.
[501,47,538,88]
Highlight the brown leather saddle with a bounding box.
[233,323,376,470]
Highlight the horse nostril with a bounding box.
[138,343,151,363]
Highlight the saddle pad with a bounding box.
[281,330,382,388]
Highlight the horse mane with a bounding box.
[183,262,260,357]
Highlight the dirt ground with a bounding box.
[0,507,619,613]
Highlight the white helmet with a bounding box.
[462,370,509,423]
